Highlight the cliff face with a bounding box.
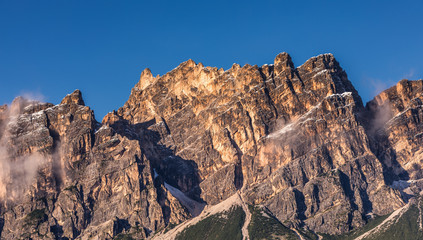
[366,79,423,179]
[0,91,189,239]
[107,53,404,234]
[0,53,422,238]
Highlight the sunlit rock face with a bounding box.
[366,79,423,179]
[1,53,422,238]
[0,91,189,239]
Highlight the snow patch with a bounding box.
[164,182,205,217]
[94,125,109,134]
[326,92,352,99]
[414,132,423,139]
[391,180,414,190]
[267,102,322,140]
[267,122,295,139]
[314,69,329,77]
[153,169,159,179]
[388,104,423,126]
[295,53,333,69]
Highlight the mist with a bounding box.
[258,117,302,168]
[368,101,394,135]
[0,96,49,203]
[0,146,46,202]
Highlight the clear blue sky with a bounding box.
[1,0,422,120]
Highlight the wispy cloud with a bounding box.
[19,90,46,103]
[365,77,396,97]
[402,68,416,79]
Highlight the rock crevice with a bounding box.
[0,53,422,238]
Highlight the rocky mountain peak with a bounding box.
[140,67,153,79]
[10,96,31,113]
[182,59,197,68]
[368,79,423,114]
[296,53,339,74]
[274,52,291,65]
[60,89,85,106]
[136,68,155,90]
[273,52,294,75]
[2,53,423,239]
[6,96,51,117]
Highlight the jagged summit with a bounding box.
[1,53,423,239]
[368,79,423,109]
[181,58,196,68]
[115,52,360,126]
[273,52,294,75]
[298,53,338,70]
[140,67,153,78]
[60,89,85,106]
[136,68,156,91]
[135,52,341,90]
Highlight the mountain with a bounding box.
[0,53,422,239]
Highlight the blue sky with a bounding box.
[1,0,422,120]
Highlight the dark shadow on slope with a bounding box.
[339,170,363,202]
[224,128,244,190]
[373,131,410,183]
[293,189,307,222]
[113,218,131,236]
[339,165,385,230]
[50,224,64,239]
[338,170,362,229]
[358,106,410,185]
[0,218,4,238]
[108,117,203,204]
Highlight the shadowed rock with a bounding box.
[0,54,422,238]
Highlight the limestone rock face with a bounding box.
[367,79,423,179]
[60,89,85,106]
[104,53,411,234]
[0,90,189,239]
[0,53,422,238]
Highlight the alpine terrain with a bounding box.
[1,53,423,240]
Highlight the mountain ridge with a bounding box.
[0,52,422,239]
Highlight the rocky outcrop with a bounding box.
[367,79,423,179]
[0,91,189,239]
[0,53,422,238]
[108,53,409,234]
